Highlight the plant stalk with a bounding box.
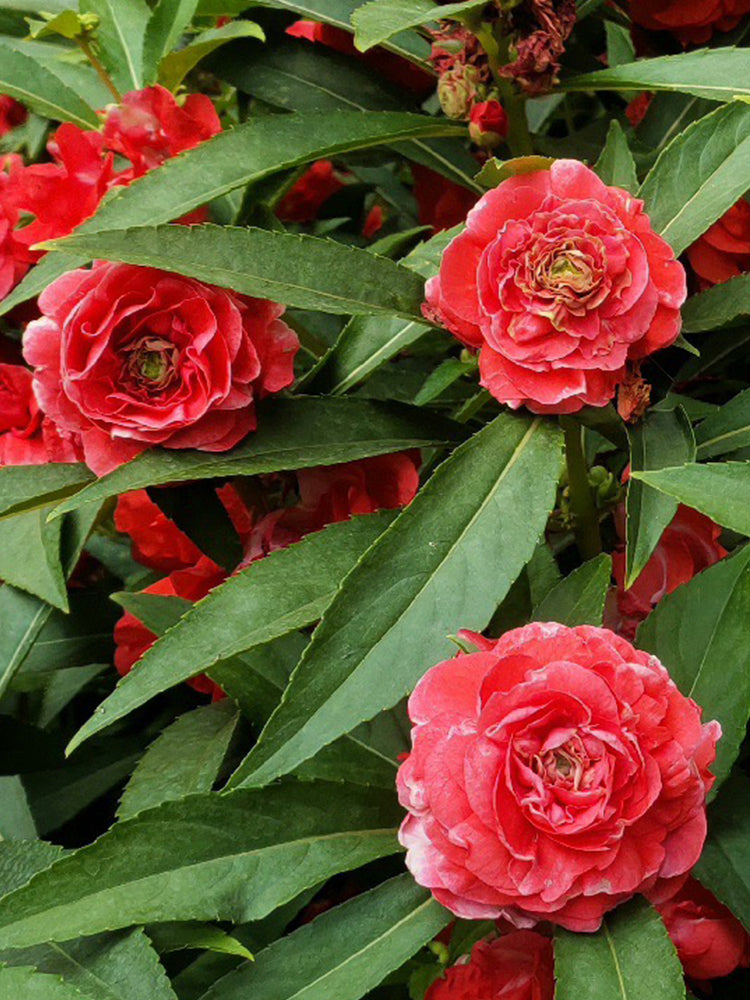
[561,416,601,561]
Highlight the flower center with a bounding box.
[123,335,179,393]
[532,734,594,791]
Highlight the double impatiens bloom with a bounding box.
[425,160,686,414]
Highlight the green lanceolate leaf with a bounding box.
[142,0,200,82]
[695,388,750,458]
[229,412,562,789]
[0,464,93,520]
[0,508,67,611]
[0,782,402,949]
[51,398,463,517]
[67,111,460,236]
[214,0,432,63]
[0,505,101,700]
[2,112,460,317]
[682,271,750,334]
[199,875,450,1000]
[626,407,695,588]
[304,227,459,395]
[0,40,100,128]
[117,702,239,821]
[554,897,685,1000]
[639,102,750,255]
[594,120,639,194]
[67,513,393,752]
[0,929,178,1000]
[87,0,151,94]
[694,771,750,930]
[214,39,477,191]
[636,546,750,790]
[44,224,428,320]
[352,0,487,52]
[631,462,750,536]
[564,47,750,103]
[159,21,266,91]
[532,554,612,627]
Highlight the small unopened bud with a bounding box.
[437,65,480,119]
[469,100,509,148]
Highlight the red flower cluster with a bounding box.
[657,878,750,982]
[114,452,421,693]
[397,622,720,931]
[0,85,220,304]
[424,161,686,414]
[629,0,750,45]
[425,932,554,1000]
[687,199,750,289]
[412,164,480,234]
[24,263,299,474]
[612,505,727,639]
[276,160,345,224]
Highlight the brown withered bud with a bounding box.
[499,0,577,96]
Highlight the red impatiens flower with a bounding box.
[397,622,720,931]
[424,160,686,414]
[8,124,117,260]
[276,160,345,224]
[0,154,32,299]
[114,490,204,574]
[629,0,750,45]
[411,164,479,234]
[687,198,750,289]
[657,878,750,982]
[101,84,221,179]
[611,504,727,639]
[0,95,27,137]
[23,263,299,474]
[425,932,554,1000]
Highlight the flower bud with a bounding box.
[469,100,509,148]
[437,65,479,119]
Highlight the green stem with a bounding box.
[77,37,121,103]
[561,416,601,561]
[474,23,533,157]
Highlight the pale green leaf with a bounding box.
[88,0,151,93]
[159,21,265,90]
[0,508,67,611]
[352,0,486,52]
[142,0,200,82]
[0,464,93,521]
